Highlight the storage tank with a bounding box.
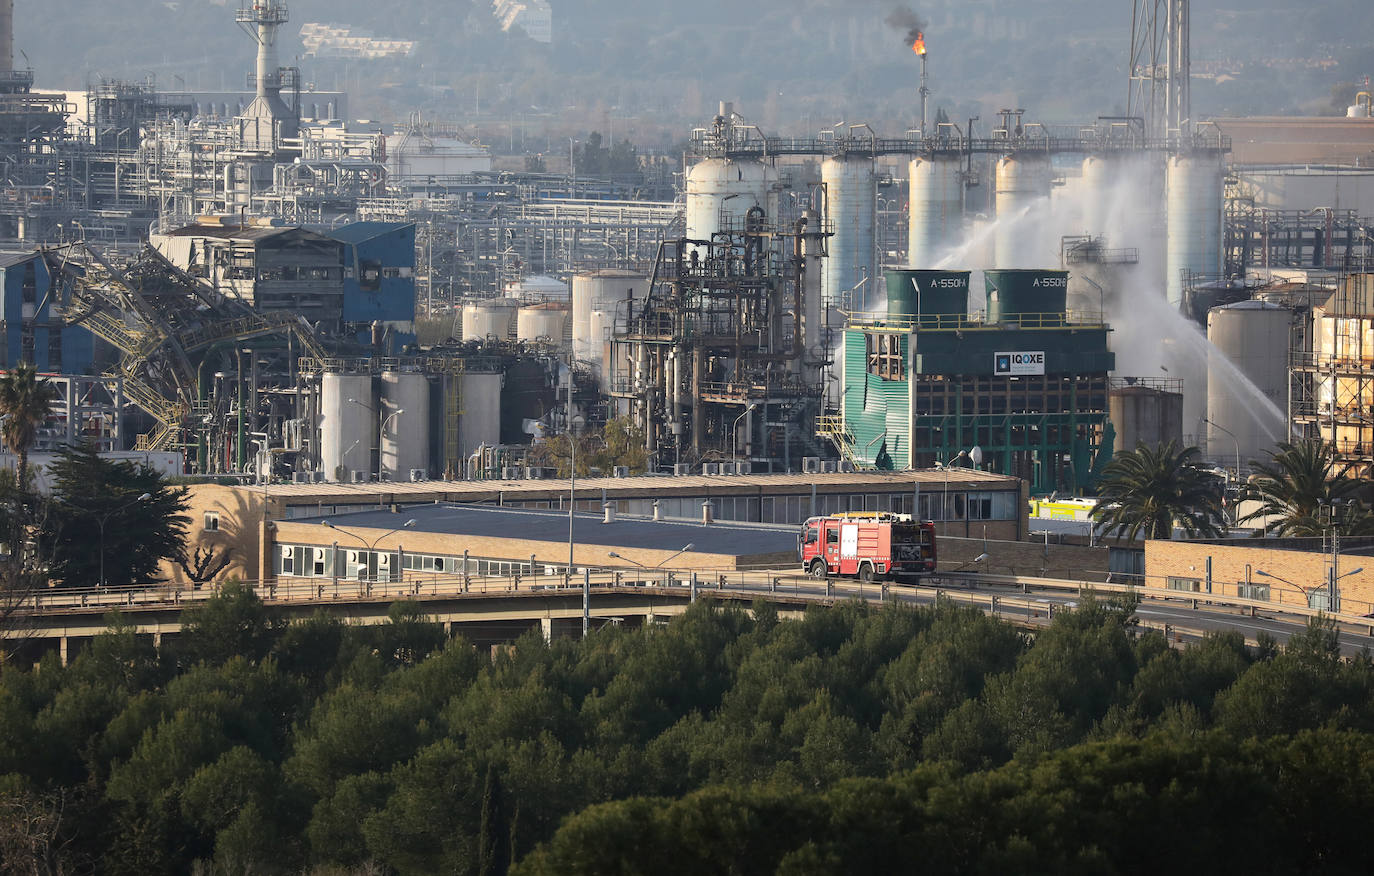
[459,371,503,470]
[320,372,374,482]
[589,309,616,393]
[684,158,778,246]
[885,269,971,325]
[461,299,518,341]
[984,269,1068,323]
[517,302,570,347]
[994,153,1053,268]
[1165,153,1224,310]
[1206,300,1291,472]
[821,155,878,312]
[1110,384,1184,453]
[908,154,963,269]
[572,270,648,362]
[379,370,430,481]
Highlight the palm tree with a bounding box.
[1240,438,1364,536]
[1090,440,1226,541]
[0,363,61,492]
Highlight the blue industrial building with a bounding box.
[330,221,417,351]
[0,251,93,373]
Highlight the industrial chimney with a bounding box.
[234,0,298,147]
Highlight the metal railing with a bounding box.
[12,568,1374,639]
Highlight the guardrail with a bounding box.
[13,568,1374,638]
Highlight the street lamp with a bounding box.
[320,518,416,582]
[1203,417,1241,481]
[731,403,757,466]
[58,491,151,587]
[567,415,585,582]
[938,449,970,526]
[611,543,696,569]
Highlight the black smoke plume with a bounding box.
[884,6,925,46]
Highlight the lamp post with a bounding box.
[609,543,695,569]
[320,518,416,582]
[1203,417,1241,481]
[379,407,405,480]
[59,491,152,587]
[938,449,970,530]
[567,415,585,583]
[731,402,757,466]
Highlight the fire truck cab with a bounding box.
[799,512,937,582]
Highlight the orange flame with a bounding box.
[912,31,926,55]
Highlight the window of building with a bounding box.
[203,511,220,532]
[1236,581,1269,602]
[866,333,906,381]
[1167,576,1202,592]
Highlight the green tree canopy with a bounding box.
[1240,438,1369,536]
[1091,440,1226,541]
[38,443,189,588]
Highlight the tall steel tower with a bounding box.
[1128,0,1190,141]
[235,0,298,147]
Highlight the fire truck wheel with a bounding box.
[858,563,875,583]
[808,560,827,579]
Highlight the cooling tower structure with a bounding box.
[684,157,778,248]
[994,153,1053,268]
[821,155,878,312]
[907,154,963,269]
[1206,300,1292,473]
[1165,152,1224,310]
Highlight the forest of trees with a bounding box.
[4,587,1374,873]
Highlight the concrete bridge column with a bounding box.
[539,617,553,642]
[58,636,68,666]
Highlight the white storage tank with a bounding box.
[320,372,374,482]
[1165,153,1224,310]
[994,153,1053,268]
[588,309,616,392]
[685,157,778,247]
[572,269,648,362]
[821,155,878,312]
[1206,300,1292,472]
[908,154,963,269]
[461,299,518,341]
[504,274,569,301]
[517,302,570,347]
[459,371,503,469]
[379,370,430,481]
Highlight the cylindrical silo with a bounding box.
[908,154,964,268]
[320,372,374,482]
[589,309,616,393]
[994,153,1053,268]
[885,269,971,325]
[572,269,648,362]
[1206,300,1291,472]
[984,269,1068,323]
[379,370,430,481]
[1109,385,1184,453]
[461,299,518,341]
[1165,152,1224,310]
[517,302,570,347]
[459,371,503,471]
[684,158,778,246]
[821,155,878,312]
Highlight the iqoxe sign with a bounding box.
[994,351,1045,375]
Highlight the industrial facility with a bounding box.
[0,0,1363,507]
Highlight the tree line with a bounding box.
[3,585,1374,873]
[1091,437,1374,541]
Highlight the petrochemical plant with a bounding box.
[0,0,1371,499]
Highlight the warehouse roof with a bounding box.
[287,502,798,557]
[258,468,1020,504]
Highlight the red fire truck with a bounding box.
[799,512,937,582]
